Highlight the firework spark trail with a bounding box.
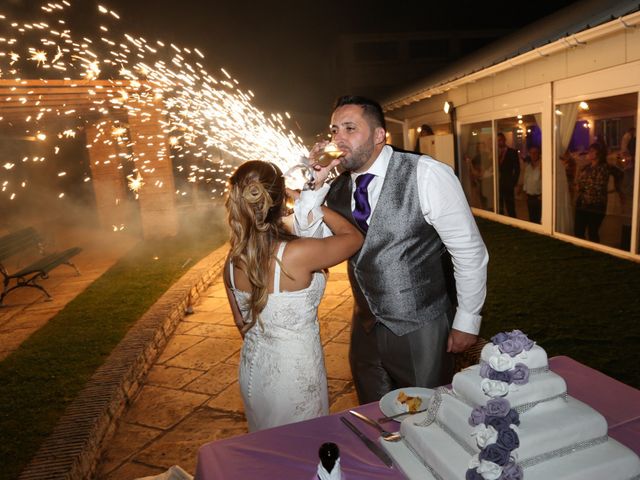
[0,1,310,203]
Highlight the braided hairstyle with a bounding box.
[225,160,296,331]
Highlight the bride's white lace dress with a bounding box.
[229,242,329,431]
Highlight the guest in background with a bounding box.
[522,145,542,224]
[469,141,489,209]
[560,150,578,201]
[620,127,635,157]
[414,124,434,153]
[620,136,636,250]
[574,143,611,243]
[497,132,520,217]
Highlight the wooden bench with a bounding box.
[0,227,82,305]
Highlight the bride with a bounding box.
[223,160,363,431]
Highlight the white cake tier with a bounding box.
[384,424,640,480]
[452,366,567,410]
[481,342,548,370]
[400,393,609,464]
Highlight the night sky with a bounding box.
[9,0,578,139]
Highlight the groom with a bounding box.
[295,96,488,404]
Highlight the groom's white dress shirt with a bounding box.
[294,145,489,336]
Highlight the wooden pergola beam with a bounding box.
[0,79,152,88]
[0,78,158,129]
[0,87,121,95]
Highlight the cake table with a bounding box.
[194,357,640,479]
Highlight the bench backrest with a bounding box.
[0,227,42,263]
[11,246,82,278]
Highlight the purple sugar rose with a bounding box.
[520,336,534,351]
[505,408,520,426]
[498,338,525,357]
[497,427,520,450]
[485,415,510,432]
[508,330,534,351]
[491,332,510,345]
[510,363,530,385]
[501,461,524,480]
[488,369,512,383]
[469,406,487,426]
[479,443,511,466]
[466,468,484,480]
[479,361,492,378]
[485,398,511,417]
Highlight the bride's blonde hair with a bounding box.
[225,160,295,330]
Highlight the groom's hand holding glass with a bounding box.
[308,140,343,190]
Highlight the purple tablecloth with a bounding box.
[195,356,640,479]
[550,356,640,453]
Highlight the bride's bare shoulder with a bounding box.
[282,237,316,262]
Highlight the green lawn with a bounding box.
[0,207,228,480]
[476,217,640,390]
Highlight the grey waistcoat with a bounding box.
[326,150,452,336]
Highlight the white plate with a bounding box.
[379,387,434,421]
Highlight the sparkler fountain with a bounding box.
[0,1,312,237]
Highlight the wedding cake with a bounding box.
[382,330,640,480]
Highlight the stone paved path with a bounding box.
[97,262,358,479]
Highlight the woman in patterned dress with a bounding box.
[574,142,611,243]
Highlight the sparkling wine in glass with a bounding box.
[315,143,343,167]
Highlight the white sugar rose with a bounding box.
[472,424,498,448]
[487,344,501,357]
[477,460,503,480]
[489,353,515,372]
[481,378,510,397]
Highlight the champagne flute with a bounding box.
[314,142,343,167]
[282,143,343,191]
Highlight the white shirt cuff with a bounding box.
[452,309,482,335]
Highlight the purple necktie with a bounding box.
[353,173,375,232]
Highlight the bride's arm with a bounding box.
[287,206,363,272]
[223,256,248,339]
